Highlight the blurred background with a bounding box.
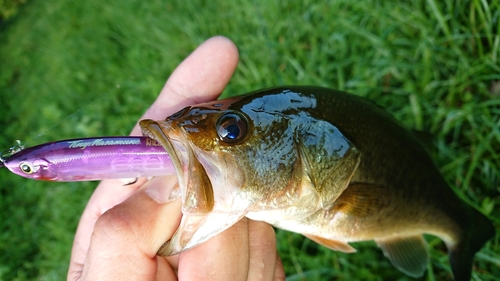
[0,0,498,280]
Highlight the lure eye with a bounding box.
[19,162,34,174]
[216,113,247,143]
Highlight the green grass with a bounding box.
[0,0,499,280]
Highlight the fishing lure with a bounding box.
[0,137,174,181]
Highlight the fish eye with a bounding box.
[216,113,247,143]
[19,162,34,174]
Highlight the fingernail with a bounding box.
[144,175,179,204]
[118,177,139,185]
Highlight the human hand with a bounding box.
[67,36,286,281]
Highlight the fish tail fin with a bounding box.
[448,209,494,281]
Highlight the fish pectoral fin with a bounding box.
[331,182,389,217]
[295,123,361,209]
[157,210,248,256]
[304,234,357,253]
[375,235,429,278]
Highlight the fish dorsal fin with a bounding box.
[304,234,357,253]
[332,183,389,217]
[375,235,429,278]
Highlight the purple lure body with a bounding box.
[1,137,174,181]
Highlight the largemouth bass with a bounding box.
[139,86,494,281]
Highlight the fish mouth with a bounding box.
[140,117,249,256]
[140,120,186,184]
[139,119,215,214]
[140,118,221,255]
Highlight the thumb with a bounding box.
[79,175,182,281]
